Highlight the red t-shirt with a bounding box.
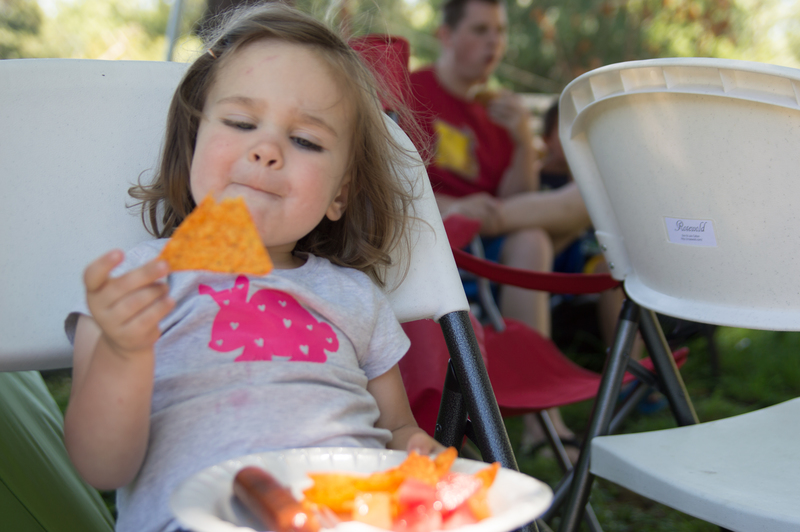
[407,67,514,198]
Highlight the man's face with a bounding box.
[444,1,508,84]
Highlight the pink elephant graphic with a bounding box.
[199,276,339,363]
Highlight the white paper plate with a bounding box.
[170,447,553,532]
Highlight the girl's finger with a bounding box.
[84,249,125,292]
[111,282,172,328]
[119,291,175,341]
[100,258,170,303]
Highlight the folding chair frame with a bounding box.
[436,310,543,532]
[557,301,700,532]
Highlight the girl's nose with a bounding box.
[249,139,283,169]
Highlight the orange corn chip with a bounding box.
[397,451,440,486]
[467,462,500,521]
[433,447,458,478]
[473,461,500,489]
[304,469,405,513]
[159,195,273,275]
[303,449,463,513]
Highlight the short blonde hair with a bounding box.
[131,2,416,286]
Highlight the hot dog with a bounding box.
[233,466,320,532]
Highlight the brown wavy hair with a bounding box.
[130,2,419,286]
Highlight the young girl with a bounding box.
[63,4,442,531]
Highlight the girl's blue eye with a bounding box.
[293,137,323,152]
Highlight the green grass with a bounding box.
[41,325,800,530]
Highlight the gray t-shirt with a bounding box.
[65,240,410,532]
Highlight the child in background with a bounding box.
[63,4,442,531]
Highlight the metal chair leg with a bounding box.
[558,300,642,532]
[434,360,470,451]
[537,412,603,532]
[437,311,541,532]
[639,309,699,426]
[438,310,518,468]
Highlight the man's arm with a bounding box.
[487,91,539,198]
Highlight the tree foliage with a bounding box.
[3,0,797,93]
[1,0,43,58]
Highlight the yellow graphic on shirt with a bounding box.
[434,120,478,181]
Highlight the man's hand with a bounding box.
[486,90,531,144]
[439,193,503,235]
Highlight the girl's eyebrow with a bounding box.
[215,95,339,139]
[217,95,261,109]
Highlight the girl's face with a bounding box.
[190,40,353,268]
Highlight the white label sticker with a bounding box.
[665,217,717,247]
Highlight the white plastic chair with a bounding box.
[1,59,540,529]
[556,57,800,531]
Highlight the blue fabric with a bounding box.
[461,236,505,300]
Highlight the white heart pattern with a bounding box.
[258,305,266,311]
[254,338,264,347]
[299,345,309,355]
[283,319,292,328]
[230,322,239,330]
[279,300,287,307]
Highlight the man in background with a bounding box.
[408,0,592,457]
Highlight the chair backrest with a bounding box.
[559,58,800,330]
[0,59,467,372]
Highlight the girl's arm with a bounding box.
[367,364,445,455]
[64,250,174,490]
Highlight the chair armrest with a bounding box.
[443,215,621,295]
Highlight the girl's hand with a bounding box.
[84,250,173,359]
[405,430,446,456]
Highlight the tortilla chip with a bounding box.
[467,463,500,521]
[433,447,458,478]
[397,451,440,486]
[304,469,405,513]
[302,449,462,512]
[159,195,273,275]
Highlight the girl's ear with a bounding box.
[325,180,350,222]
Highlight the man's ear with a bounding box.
[436,24,451,46]
[326,180,350,222]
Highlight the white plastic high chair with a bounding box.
[555,57,800,532]
[1,58,544,531]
